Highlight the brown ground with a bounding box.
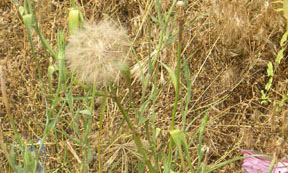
[1,0,288,172]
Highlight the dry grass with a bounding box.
[1,0,288,172]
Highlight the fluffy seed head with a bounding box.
[65,20,130,86]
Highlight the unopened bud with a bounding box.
[23,14,33,28]
[68,8,81,35]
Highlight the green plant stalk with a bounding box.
[21,3,56,172]
[112,94,156,172]
[0,121,18,170]
[178,146,186,172]
[152,0,164,67]
[34,28,56,58]
[167,139,173,171]
[151,84,160,172]
[206,154,269,172]
[33,31,66,173]
[155,0,162,23]
[70,0,76,7]
[23,14,44,89]
[80,83,97,173]
[152,0,178,66]
[24,0,56,58]
[262,0,288,104]
[196,113,209,173]
[82,123,92,173]
[54,128,81,145]
[56,31,66,93]
[147,16,161,172]
[167,17,183,167]
[268,154,277,173]
[184,139,194,172]
[182,59,192,131]
[33,100,66,173]
[97,96,107,173]
[164,19,185,173]
[171,7,184,130]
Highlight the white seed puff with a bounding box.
[65,20,130,86]
[176,1,184,7]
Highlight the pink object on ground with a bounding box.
[242,150,288,173]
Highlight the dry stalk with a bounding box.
[66,140,82,164]
[0,65,19,169]
[0,65,11,117]
[282,110,288,140]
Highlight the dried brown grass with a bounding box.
[1,0,288,172]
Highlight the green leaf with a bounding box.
[265,77,273,91]
[9,145,17,166]
[150,15,160,25]
[23,146,34,171]
[18,6,25,16]
[160,61,177,91]
[156,128,161,138]
[137,158,145,173]
[66,89,74,111]
[164,34,177,47]
[197,113,209,172]
[267,62,274,77]
[261,90,269,105]
[56,31,66,84]
[275,49,285,67]
[170,129,189,172]
[170,129,186,149]
[183,60,192,130]
[138,115,148,125]
[87,147,93,163]
[119,63,131,86]
[280,31,288,46]
[79,109,92,116]
[162,152,170,173]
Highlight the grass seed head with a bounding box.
[65,20,130,86]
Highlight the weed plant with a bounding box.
[0,0,284,172]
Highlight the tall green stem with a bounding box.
[171,4,184,130]
[111,91,156,172]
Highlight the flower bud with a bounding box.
[23,14,33,28]
[68,8,81,35]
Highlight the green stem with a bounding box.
[112,93,156,172]
[97,95,107,173]
[171,11,184,130]
[34,27,56,58]
[152,0,178,66]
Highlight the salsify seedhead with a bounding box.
[65,20,130,86]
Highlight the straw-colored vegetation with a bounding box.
[0,0,288,172]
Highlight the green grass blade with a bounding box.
[196,113,209,173]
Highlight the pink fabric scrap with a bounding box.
[242,150,288,173]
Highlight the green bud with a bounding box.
[68,8,81,35]
[18,6,25,16]
[23,14,33,28]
